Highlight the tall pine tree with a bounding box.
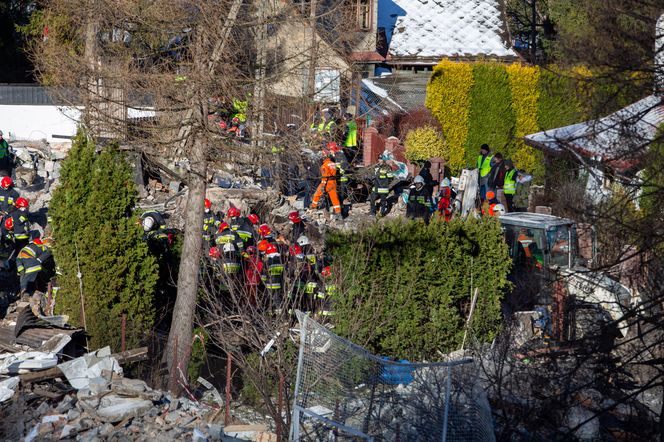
[50,131,158,350]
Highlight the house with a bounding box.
[524,95,664,203]
[524,13,664,203]
[356,0,518,115]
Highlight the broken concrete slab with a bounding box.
[57,347,123,389]
[94,395,154,423]
[0,351,58,375]
[0,376,19,402]
[38,333,71,354]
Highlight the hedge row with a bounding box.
[424,61,603,178]
[327,217,511,361]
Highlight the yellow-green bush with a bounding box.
[426,60,473,173]
[404,126,446,162]
[507,64,543,177]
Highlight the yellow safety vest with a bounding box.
[477,154,493,178]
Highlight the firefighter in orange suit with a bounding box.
[310,150,342,218]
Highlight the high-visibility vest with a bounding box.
[344,121,357,147]
[477,154,493,178]
[504,169,517,195]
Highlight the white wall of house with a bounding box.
[0,105,80,143]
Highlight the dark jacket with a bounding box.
[488,161,506,189]
[406,185,432,222]
[418,166,438,197]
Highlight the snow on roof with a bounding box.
[378,0,517,60]
[525,95,664,172]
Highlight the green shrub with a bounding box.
[404,126,446,162]
[327,218,511,360]
[51,130,158,350]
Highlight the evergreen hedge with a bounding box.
[404,126,446,162]
[465,63,515,168]
[50,131,158,350]
[327,218,511,361]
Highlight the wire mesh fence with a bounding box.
[290,311,495,441]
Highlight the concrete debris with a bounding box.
[0,351,58,375]
[0,376,19,402]
[37,333,71,354]
[57,346,123,389]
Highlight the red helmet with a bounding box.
[258,224,271,237]
[1,176,11,189]
[208,246,220,258]
[265,244,278,255]
[218,222,230,232]
[227,207,241,218]
[257,239,270,253]
[218,121,227,130]
[15,198,29,209]
[204,198,212,209]
[248,213,260,225]
[288,211,301,223]
[321,266,332,278]
[4,217,13,230]
[289,244,303,256]
[232,116,240,124]
[32,238,43,245]
[326,142,340,153]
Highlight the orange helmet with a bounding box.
[265,244,278,255]
[288,211,301,223]
[0,176,11,189]
[204,198,212,209]
[257,239,270,253]
[227,207,241,218]
[208,246,220,258]
[4,217,13,230]
[15,198,28,209]
[258,224,271,237]
[248,213,260,225]
[486,191,495,200]
[218,222,230,232]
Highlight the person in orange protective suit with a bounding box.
[310,150,342,219]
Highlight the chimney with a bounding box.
[656,13,664,95]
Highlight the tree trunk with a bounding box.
[165,134,207,393]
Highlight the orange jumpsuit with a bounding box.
[311,158,341,214]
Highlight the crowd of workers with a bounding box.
[140,203,337,318]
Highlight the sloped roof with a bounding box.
[378,0,517,62]
[524,95,664,173]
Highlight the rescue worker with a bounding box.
[12,197,30,252]
[503,160,518,213]
[243,246,262,306]
[220,241,242,278]
[477,144,493,202]
[215,222,244,253]
[289,211,306,244]
[0,176,19,215]
[311,150,342,219]
[317,265,336,319]
[228,208,254,246]
[483,191,499,216]
[16,237,51,296]
[297,235,317,268]
[202,198,220,246]
[141,213,169,256]
[258,223,278,247]
[437,178,453,221]
[247,213,261,244]
[405,175,432,223]
[342,113,358,164]
[418,160,439,200]
[263,243,284,308]
[369,158,394,217]
[1,217,15,264]
[487,152,506,205]
[329,142,351,213]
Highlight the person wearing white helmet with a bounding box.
[406,175,432,223]
[492,204,506,216]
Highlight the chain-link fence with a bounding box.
[290,312,495,441]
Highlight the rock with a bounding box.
[164,410,180,424]
[89,376,110,395]
[155,416,166,426]
[66,409,80,421]
[99,422,115,436]
[78,427,99,442]
[60,423,77,439]
[95,395,154,423]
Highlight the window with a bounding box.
[357,0,372,31]
[547,226,571,268]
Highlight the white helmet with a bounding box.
[413,175,425,185]
[441,178,451,187]
[493,204,506,216]
[142,217,154,232]
[222,242,236,253]
[296,235,310,246]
